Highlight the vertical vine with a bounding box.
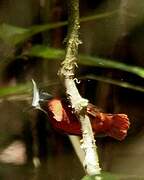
[58,0,101,175]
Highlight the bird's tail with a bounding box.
[106,114,130,140]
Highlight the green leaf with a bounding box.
[79,55,144,78]
[26,45,64,59]
[0,24,29,45]
[82,172,118,180]
[0,11,117,45]
[0,83,31,98]
[81,75,144,93]
[0,80,59,98]
[26,45,144,78]
[0,22,67,45]
[82,173,144,180]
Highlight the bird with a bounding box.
[31,80,130,141]
[45,98,130,141]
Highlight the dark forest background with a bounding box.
[0,0,144,179]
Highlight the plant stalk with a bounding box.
[58,0,101,175]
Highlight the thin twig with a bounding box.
[58,0,101,175]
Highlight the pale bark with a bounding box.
[58,0,101,175]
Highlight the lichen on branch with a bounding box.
[58,0,101,175]
[59,0,80,78]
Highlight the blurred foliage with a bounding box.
[0,73,144,97]
[82,172,144,180]
[0,24,29,45]
[0,80,60,98]
[0,11,144,97]
[80,75,144,93]
[26,45,144,78]
[0,83,31,98]
[0,2,144,179]
[0,11,117,45]
[82,172,117,180]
